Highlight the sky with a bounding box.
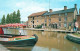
[0,0,80,22]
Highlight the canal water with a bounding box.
[1,28,80,51]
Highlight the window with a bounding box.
[59,23,61,27]
[33,21,34,24]
[45,16,47,18]
[49,15,51,17]
[37,16,38,22]
[64,17,67,21]
[59,17,61,21]
[49,19,51,22]
[31,16,32,18]
[64,22,67,27]
[45,19,46,23]
[65,13,67,16]
[69,22,72,26]
[37,20,38,22]
[37,16,38,17]
[33,17,34,20]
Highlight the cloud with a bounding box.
[15,1,48,21]
[58,0,75,2]
[16,2,26,7]
[0,11,7,19]
[53,8,63,11]
[21,6,46,21]
[0,0,77,22]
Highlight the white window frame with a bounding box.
[65,13,67,16]
[64,17,67,21]
[59,17,61,21]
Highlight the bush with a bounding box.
[35,25,42,29]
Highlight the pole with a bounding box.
[49,0,50,9]
[23,28,25,35]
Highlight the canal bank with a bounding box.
[0,44,10,51]
[21,28,75,33]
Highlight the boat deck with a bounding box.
[0,35,35,41]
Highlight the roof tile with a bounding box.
[28,11,47,17]
[43,8,76,16]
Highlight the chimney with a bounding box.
[74,4,77,8]
[49,9,53,13]
[64,6,67,10]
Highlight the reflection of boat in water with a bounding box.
[0,27,38,47]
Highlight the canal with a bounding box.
[1,28,80,51]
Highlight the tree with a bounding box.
[2,10,21,24]
[9,13,13,23]
[13,11,18,23]
[6,14,10,24]
[1,15,5,24]
[17,10,20,23]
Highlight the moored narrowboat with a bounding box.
[0,34,38,47]
[0,27,38,47]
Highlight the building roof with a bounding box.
[43,8,76,16]
[28,11,47,17]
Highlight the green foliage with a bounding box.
[35,25,42,29]
[6,14,10,24]
[1,15,5,24]
[1,10,21,24]
[13,11,17,23]
[17,10,20,23]
[9,13,13,23]
[73,19,76,23]
[45,24,47,26]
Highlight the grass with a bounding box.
[73,33,80,37]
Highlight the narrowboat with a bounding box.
[66,34,80,44]
[0,28,38,47]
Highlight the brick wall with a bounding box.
[28,16,45,28]
[77,15,80,28]
[46,12,74,29]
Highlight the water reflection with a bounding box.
[26,30,80,51]
[7,46,33,51]
[32,46,60,51]
[32,46,49,51]
[1,28,80,51]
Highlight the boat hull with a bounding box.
[66,34,80,44]
[0,34,38,47]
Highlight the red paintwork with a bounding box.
[0,23,27,27]
[0,28,4,34]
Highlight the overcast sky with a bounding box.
[0,0,80,21]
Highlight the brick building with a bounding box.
[43,4,78,30]
[28,11,48,28]
[76,9,80,29]
[28,4,78,30]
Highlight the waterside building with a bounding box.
[28,4,78,30]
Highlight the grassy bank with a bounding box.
[73,33,80,37]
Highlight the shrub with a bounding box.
[35,25,42,29]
